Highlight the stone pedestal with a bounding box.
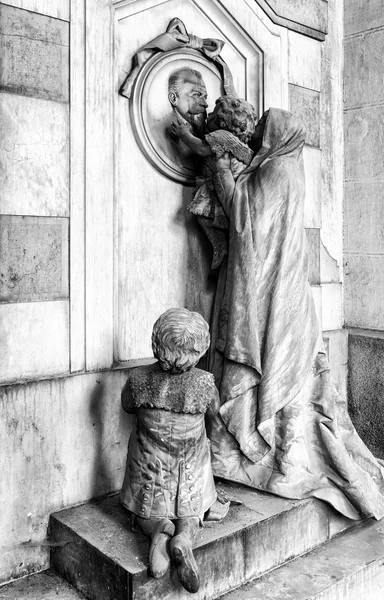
[49,482,357,600]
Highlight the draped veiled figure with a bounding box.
[206,108,384,520]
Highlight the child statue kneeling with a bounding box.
[120,308,228,594]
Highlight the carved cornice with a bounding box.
[255,0,328,41]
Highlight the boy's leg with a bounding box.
[170,517,200,594]
[136,516,175,579]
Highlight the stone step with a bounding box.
[49,482,358,600]
[0,569,86,600]
[219,518,384,600]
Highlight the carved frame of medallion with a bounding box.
[129,48,225,185]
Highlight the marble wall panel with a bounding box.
[320,0,343,266]
[115,0,286,363]
[344,0,384,36]
[2,0,69,21]
[344,254,384,330]
[320,239,340,284]
[0,369,132,582]
[0,300,69,383]
[344,30,384,110]
[69,0,86,373]
[85,0,114,371]
[289,85,320,147]
[0,216,69,303]
[266,0,328,35]
[344,181,384,255]
[323,328,348,400]
[322,282,343,331]
[288,31,321,91]
[344,107,384,182]
[303,146,322,229]
[0,93,69,216]
[306,228,321,285]
[0,4,69,102]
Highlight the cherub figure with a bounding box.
[120,308,229,594]
[171,95,256,269]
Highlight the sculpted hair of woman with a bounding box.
[151,308,210,373]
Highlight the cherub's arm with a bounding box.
[170,121,213,157]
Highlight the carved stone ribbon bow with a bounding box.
[120,17,235,99]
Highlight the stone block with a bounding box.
[49,484,355,600]
[0,4,69,102]
[344,107,384,182]
[345,0,384,36]
[0,300,69,383]
[221,520,384,599]
[306,228,320,285]
[257,0,328,40]
[243,498,329,582]
[344,30,384,110]
[328,509,361,539]
[319,0,343,267]
[49,517,129,600]
[3,0,69,21]
[348,330,384,460]
[344,181,384,255]
[0,370,132,583]
[0,93,69,217]
[344,254,384,330]
[0,216,69,302]
[0,569,86,599]
[288,31,321,91]
[289,85,320,147]
[303,146,322,229]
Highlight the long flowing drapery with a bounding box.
[208,108,384,520]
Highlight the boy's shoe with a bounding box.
[148,518,175,578]
[170,533,200,593]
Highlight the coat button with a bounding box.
[189,485,194,491]
[190,495,195,501]
[146,474,153,480]
[145,484,151,490]
[185,463,191,469]
[141,508,146,513]
[187,474,193,480]
[142,494,149,501]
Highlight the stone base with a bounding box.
[49,482,357,600]
[0,569,85,600]
[220,519,384,599]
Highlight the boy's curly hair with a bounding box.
[213,96,257,143]
[152,308,210,374]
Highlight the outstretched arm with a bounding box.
[170,121,213,157]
